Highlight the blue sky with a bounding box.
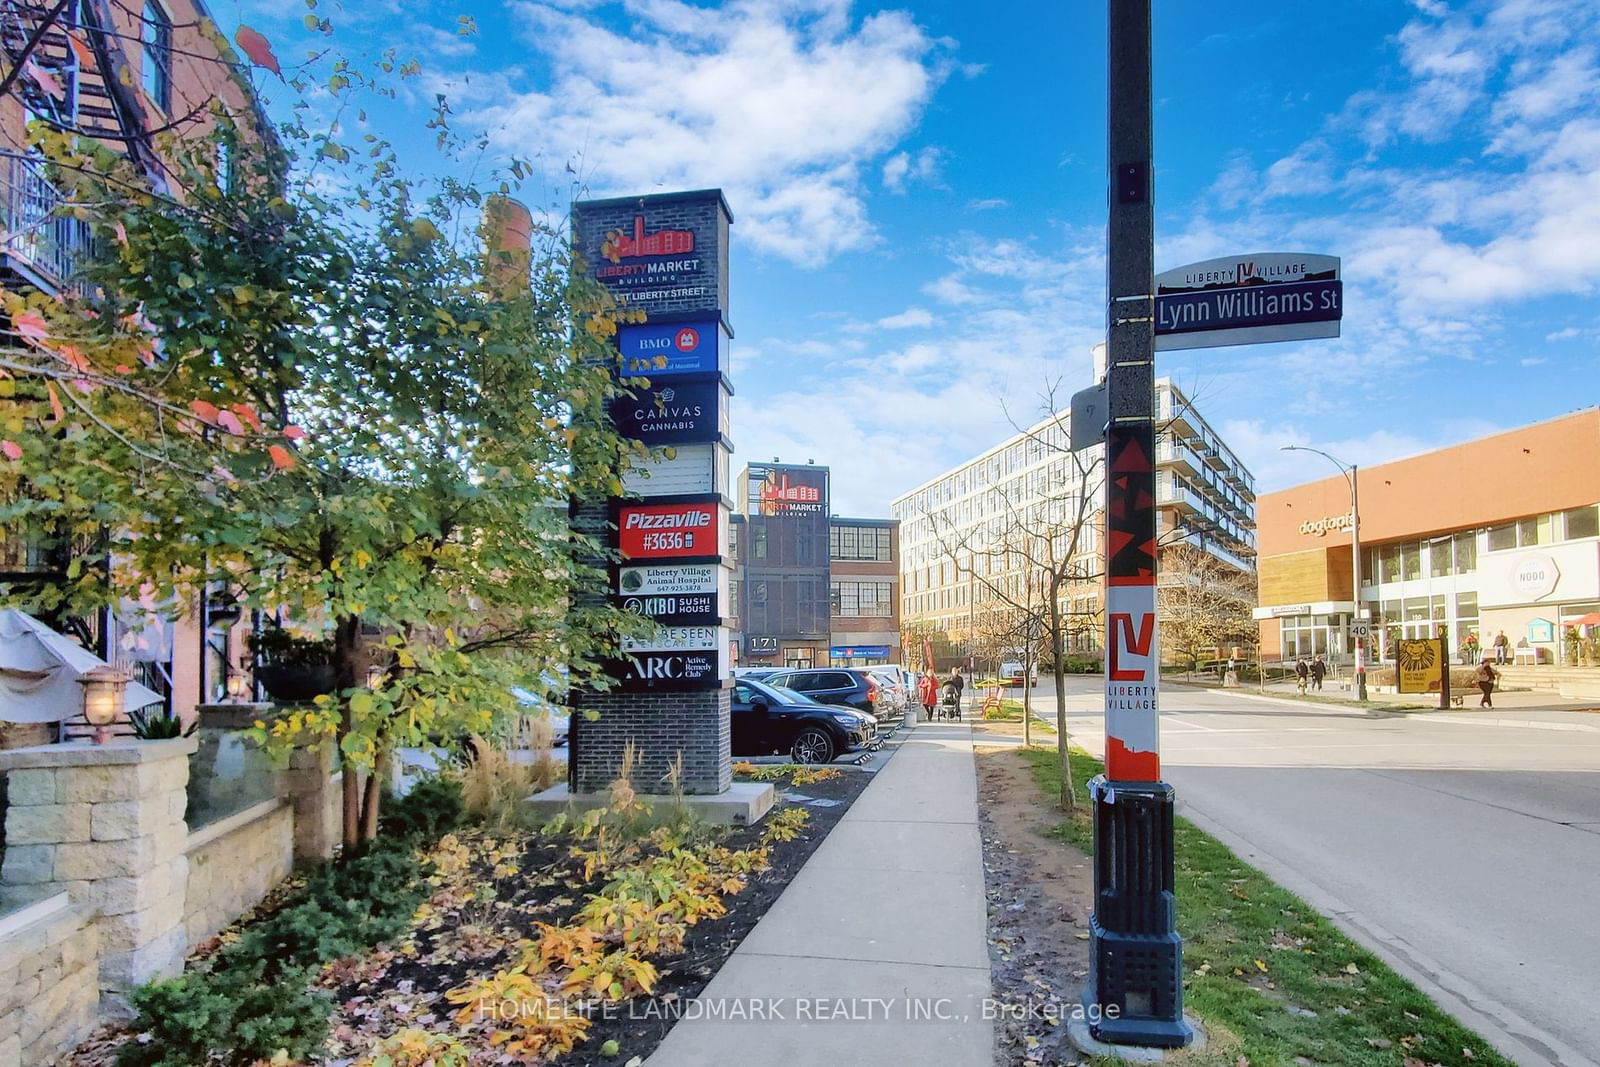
[223,0,1600,515]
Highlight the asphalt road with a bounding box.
[1017,676,1600,1067]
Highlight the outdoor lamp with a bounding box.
[226,672,246,702]
[365,664,385,689]
[79,665,129,744]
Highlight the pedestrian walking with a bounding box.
[1294,656,1309,696]
[1493,630,1509,664]
[1310,654,1327,691]
[917,670,939,721]
[1474,656,1498,708]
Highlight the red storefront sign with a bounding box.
[617,501,719,560]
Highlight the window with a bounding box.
[1564,505,1599,541]
[1429,538,1452,578]
[829,524,891,562]
[1518,516,1543,547]
[1362,548,1378,586]
[141,2,172,113]
[1487,524,1515,551]
[1401,542,1422,581]
[1455,591,1478,619]
[1453,531,1477,574]
[1380,545,1400,583]
[752,525,767,560]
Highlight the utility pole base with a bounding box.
[1084,777,1194,1048]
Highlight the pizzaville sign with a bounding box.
[1299,512,1354,537]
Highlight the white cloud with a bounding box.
[876,307,935,329]
[966,197,1008,211]
[1545,326,1581,341]
[881,146,943,194]
[463,0,951,265]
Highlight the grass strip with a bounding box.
[1019,746,1513,1067]
[979,698,1058,731]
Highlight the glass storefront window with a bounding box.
[1565,505,1600,540]
[1381,546,1401,582]
[1430,594,1446,621]
[1362,548,1378,585]
[1488,524,1515,551]
[1401,543,1422,581]
[1518,517,1541,546]
[1454,531,1477,573]
[1429,539,1451,578]
[1456,591,1478,617]
[1403,597,1429,621]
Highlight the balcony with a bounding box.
[2,152,95,297]
[1154,436,1199,476]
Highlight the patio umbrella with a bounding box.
[1569,613,1600,627]
[0,608,162,724]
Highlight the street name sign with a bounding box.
[1154,252,1341,351]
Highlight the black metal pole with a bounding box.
[1085,0,1193,1048]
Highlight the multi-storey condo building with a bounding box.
[2,0,273,724]
[891,376,1256,663]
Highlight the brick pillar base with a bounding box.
[280,739,338,862]
[0,737,196,1016]
[570,688,731,795]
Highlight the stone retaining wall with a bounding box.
[0,900,98,1066]
[183,799,294,950]
[0,733,340,1060]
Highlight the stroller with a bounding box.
[940,681,962,720]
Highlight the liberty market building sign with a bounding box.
[572,191,732,319]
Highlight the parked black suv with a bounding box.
[763,667,888,724]
[732,678,878,764]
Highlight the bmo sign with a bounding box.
[617,499,722,561]
[618,318,723,378]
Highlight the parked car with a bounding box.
[866,665,910,715]
[999,661,1039,688]
[732,666,782,682]
[763,667,888,723]
[732,678,877,763]
[511,685,569,746]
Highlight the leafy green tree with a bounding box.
[1,45,648,844]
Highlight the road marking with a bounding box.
[1405,714,1600,733]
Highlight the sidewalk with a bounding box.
[648,722,993,1066]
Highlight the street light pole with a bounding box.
[1282,445,1367,701]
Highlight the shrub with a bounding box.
[127,706,198,739]
[380,774,465,842]
[118,776,458,1064]
[460,720,562,831]
[117,964,330,1067]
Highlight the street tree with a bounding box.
[922,443,1102,811]
[1158,543,1257,676]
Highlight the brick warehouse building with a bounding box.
[2,0,274,729]
[726,462,902,669]
[1256,408,1600,669]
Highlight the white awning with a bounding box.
[0,609,163,724]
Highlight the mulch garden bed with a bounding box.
[971,724,1094,1067]
[60,765,874,1067]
